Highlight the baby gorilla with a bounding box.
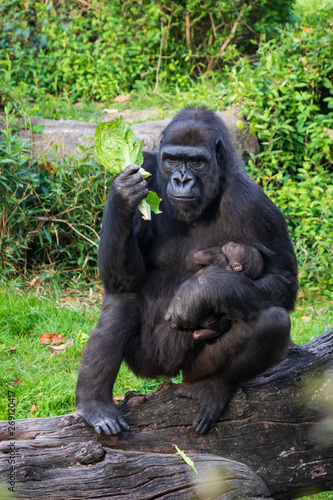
[192,242,264,341]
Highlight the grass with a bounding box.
[0,283,143,420]
[0,283,332,421]
[9,87,173,124]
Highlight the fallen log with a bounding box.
[1,328,333,499]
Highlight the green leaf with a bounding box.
[145,191,162,214]
[174,444,198,474]
[236,120,244,130]
[322,77,333,89]
[95,117,142,175]
[94,117,162,219]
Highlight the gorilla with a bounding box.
[76,107,298,434]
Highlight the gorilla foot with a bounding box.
[175,378,234,433]
[76,401,130,435]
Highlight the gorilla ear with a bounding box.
[215,139,223,163]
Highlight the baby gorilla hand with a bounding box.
[193,316,231,341]
[111,164,148,218]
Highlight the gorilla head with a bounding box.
[158,108,234,222]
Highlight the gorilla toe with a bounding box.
[175,377,233,433]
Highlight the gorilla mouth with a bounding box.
[168,194,197,201]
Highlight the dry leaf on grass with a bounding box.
[301,316,312,322]
[113,94,131,102]
[40,333,66,345]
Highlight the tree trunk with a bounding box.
[1,328,333,500]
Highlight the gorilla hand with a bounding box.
[111,164,148,218]
[76,400,130,435]
[165,271,224,330]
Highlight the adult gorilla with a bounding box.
[76,108,298,434]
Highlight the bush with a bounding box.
[0,0,332,297]
[0,112,107,281]
[0,0,295,101]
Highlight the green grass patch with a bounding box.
[0,285,145,420]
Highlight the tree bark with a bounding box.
[1,328,333,500]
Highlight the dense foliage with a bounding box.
[0,116,105,282]
[219,20,333,296]
[0,0,295,101]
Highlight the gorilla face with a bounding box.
[159,140,223,223]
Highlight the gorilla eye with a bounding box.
[167,157,180,167]
[188,159,203,169]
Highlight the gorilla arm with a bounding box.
[165,267,264,329]
[76,165,149,435]
[98,165,148,293]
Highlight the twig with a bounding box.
[220,10,243,57]
[74,0,100,13]
[154,18,165,94]
[154,14,172,93]
[35,217,99,247]
[209,12,217,38]
[207,10,243,72]
[185,10,191,51]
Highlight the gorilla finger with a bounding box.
[193,410,212,434]
[174,388,186,398]
[132,181,148,193]
[118,416,130,431]
[174,384,193,399]
[196,417,213,434]
[121,164,140,177]
[126,172,145,186]
[99,421,114,435]
[94,424,103,434]
[107,419,121,435]
[133,173,147,186]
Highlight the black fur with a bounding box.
[76,108,298,434]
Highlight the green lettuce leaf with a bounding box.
[95,117,144,174]
[94,116,162,219]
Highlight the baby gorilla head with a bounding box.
[221,241,264,279]
[193,241,264,280]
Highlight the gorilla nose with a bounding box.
[170,171,196,192]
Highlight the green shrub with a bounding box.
[1,0,332,296]
[0,0,295,102]
[0,112,107,281]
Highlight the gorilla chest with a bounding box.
[146,230,226,275]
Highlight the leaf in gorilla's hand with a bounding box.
[94,117,144,174]
[94,116,161,219]
[138,192,163,220]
